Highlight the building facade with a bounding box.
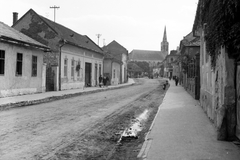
[102,40,128,83]
[13,9,104,91]
[179,32,200,100]
[193,0,240,140]
[102,51,122,85]
[128,27,168,77]
[0,22,49,97]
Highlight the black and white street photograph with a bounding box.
[0,0,240,159]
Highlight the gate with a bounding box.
[46,66,55,91]
[85,62,92,87]
[95,63,98,86]
[236,62,240,139]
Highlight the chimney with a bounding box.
[13,12,18,25]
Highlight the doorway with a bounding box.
[95,63,98,86]
[85,62,92,87]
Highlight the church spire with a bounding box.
[163,26,167,41]
[161,26,169,57]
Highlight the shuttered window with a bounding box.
[16,53,23,76]
[0,50,5,75]
[32,56,37,77]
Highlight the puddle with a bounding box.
[118,109,149,143]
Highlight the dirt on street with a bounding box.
[0,78,168,160]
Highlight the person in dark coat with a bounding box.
[99,75,103,87]
[175,76,179,86]
[106,76,109,87]
[103,76,107,87]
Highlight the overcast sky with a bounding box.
[0,0,198,53]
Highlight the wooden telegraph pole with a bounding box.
[50,5,60,22]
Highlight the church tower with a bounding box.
[161,26,169,57]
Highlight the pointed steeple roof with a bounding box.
[163,26,167,41]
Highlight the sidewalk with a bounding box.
[0,78,135,110]
[138,80,240,160]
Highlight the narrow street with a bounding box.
[0,78,166,160]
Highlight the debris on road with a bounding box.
[119,109,149,142]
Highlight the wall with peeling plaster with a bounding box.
[0,43,44,98]
[13,10,104,90]
[13,11,60,66]
[200,30,236,140]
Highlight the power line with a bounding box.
[50,5,60,22]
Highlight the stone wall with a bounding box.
[201,46,236,140]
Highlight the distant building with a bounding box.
[102,40,128,83]
[102,51,122,85]
[163,50,180,78]
[128,27,168,75]
[0,22,49,97]
[179,32,200,99]
[127,62,144,78]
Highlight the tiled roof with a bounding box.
[129,49,164,61]
[102,40,128,59]
[0,21,48,49]
[40,14,103,54]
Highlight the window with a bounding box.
[64,58,68,77]
[0,50,5,75]
[32,56,37,77]
[77,61,80,77]
[16,53,23,76]
[71,59,74,78]
[113,69,115,78]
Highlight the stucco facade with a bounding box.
[103,56,121,85]
[0,42,45,97]
[122,53,128,83]
[102,40,128,84]
[60,44,103,90]
[13,9,104,91]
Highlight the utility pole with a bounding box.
[50,5,60,22]
[96,34,101,46]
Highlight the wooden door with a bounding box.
[95,63,97,86]
[85,62,91,87]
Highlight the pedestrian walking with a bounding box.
[175,76,179,86]
[99,75,103,87]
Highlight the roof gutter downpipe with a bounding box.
[59,39,66,91]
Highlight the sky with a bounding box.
[0,0,198,53]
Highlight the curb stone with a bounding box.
[0,83,135,111]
